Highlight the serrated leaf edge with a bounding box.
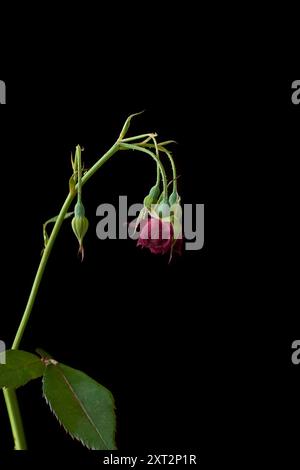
[42,367,116,450]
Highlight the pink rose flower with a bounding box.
[137,216,183,257]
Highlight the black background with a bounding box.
[0,50,299,467]
[0,74,213,459]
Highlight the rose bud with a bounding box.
[143,184,160,210]
[137,191,184,260]
[71,201,89,261]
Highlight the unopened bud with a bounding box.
[144,185,161,210]
[156,198,170,219]
[71,202,89,260]
[148,185,160,203]
[169,190,179,206]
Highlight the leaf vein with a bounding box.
[56,366,109,449]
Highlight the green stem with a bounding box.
[4,141,120,450]
[159,146,177,192]
[120,142,168,199]
[4,136,167,450]
[121,134,162,187]
[3,193,74,450]
[3,389,27,450]
[76,145,82,203]
[156,162,161,186]
[150,135,160,187]
[144,143,177,192]
[81,142,120,184]
[12,140,120,348]
[12,193,74,350]
[120,133,157,143]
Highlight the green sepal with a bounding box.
[144,185,161,210]
[169,190,179,206]
[118,111,144,140]
[74,201,86,218]
[148,185,161,203]
[156,198,170,218]
[72,214,89,243]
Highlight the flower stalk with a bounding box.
[2,114,179,450]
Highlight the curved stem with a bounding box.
[4,141,120,450]
[12,193,74,349]
[2,194,75,451]
[159,146,177,192]
[4,136,168,450]
[144,143,177,192]
[120,134,161,186]
[150,135,160,187]
[156,162,161,187]
[119,142,168,199]
[12,141,120,349]
[81,143,120,184]
[120,133,157,143]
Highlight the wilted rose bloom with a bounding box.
[137,216,183,257]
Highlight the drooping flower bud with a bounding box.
[156,198,170,219]
[136,187,184,261]
[143,184,160,210]
[169,190,179,206]
[169,190,182,239]
[71,202,89,261]
[132,184,161,235]
[148,185,161,203]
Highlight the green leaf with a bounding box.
[43,362,117,450]
[0,350,45,389]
